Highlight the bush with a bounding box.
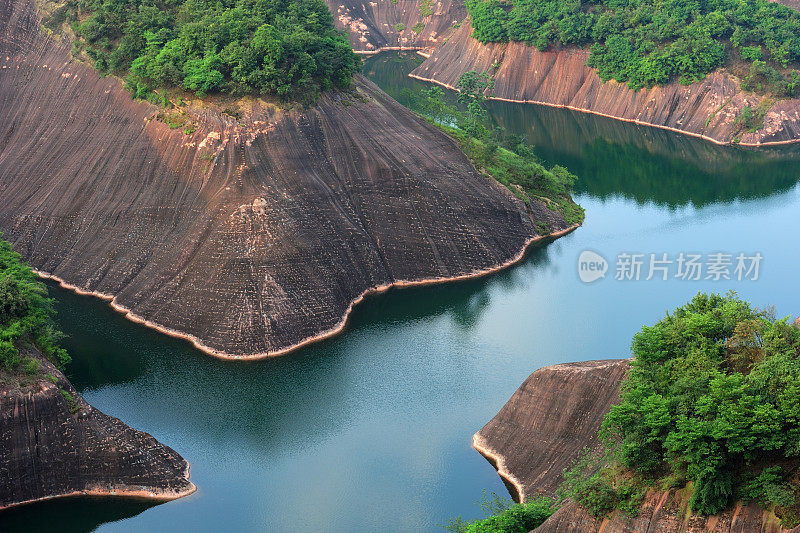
[444,492,555,533]
[0,235,70,373]
[402,73,584,225]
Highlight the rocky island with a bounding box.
[0,0,579,359]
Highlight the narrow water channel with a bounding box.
[4,51,799,532]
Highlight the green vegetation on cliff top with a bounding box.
[466,0,800,95]
[53,0,360,101]
[403,71,584,229]
[563,292,800,527]
[0,235,70,376]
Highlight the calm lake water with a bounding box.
[3,51,800,532]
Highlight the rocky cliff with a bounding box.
[0,352,195,510]
[325,0,465,54]
[473,359,630,502]
[409,20,800,146]
[475,360,797,532]
[0,0,571,359]
[535,490,790,533]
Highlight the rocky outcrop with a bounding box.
[0,352,195,510]
[410,20,800,145]
[473,359,630,502]
[325,0,465,54]
[536,490,790,533]
[0,0,571,359]
[475,359,798,532]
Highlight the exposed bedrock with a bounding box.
[473,359,630,502]
[0,351,195,511]
[410,20,800,145]
[325,0,465,54]
[475,359,798,532]
[0,0,570,358]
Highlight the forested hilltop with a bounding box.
[46,0,360,101]
[563,293,800,528]
[466,0,800,95]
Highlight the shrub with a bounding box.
[444,492,555,533]
[0,235,70,373]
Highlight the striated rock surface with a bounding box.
[536,490,791,533]
[475,359,798,532]
[325,0,465,54]
[473,359,630,501]
[0,352,195,510]
[0,0,570,358]
[410,20,800,145]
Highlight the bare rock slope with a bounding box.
[410,20,800,145]
[0,0,570,358]
[473,359,630,502]
[475,360,797,532]
[0,352,195,510]
[325,0,465,54]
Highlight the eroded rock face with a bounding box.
[324,0,465,54]
[476,359,798,532]
[0,0,570,358]
[0,353,195,510]
[536,491,790,533]
[409,20,800,146]
[473,359,630,501]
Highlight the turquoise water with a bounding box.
[3,51,800,532]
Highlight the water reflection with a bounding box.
[3,52,799,533]
[0,498,155,533]
[365,52,800,207]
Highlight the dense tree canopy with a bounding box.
[465,0,800,94]
[59,0,360,101]
[0,236,70,373]
[594,293,800,523]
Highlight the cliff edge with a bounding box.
[325,0,465,54]
[0,351,195,510]
[410,20,800,146]
[0,0,572,358]
[475,359,799,532]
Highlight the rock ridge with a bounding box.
[0,0,571,358]
[0,352,195,511]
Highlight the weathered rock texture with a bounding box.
[536,490,792,533]
[409,20,800,145]
[0,0,570,358]
[473,359,630,502]
[325,0,465,54]
[475,359,798,532]
[0,352,195,510]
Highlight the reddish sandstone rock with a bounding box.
[325,0,465,54]
[473,359,630,502]
[0,352,195,510]
[410,20,800,146]
[0,0,570,358]
[475,359,799,532]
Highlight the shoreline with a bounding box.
[355,45,430,57]
[35,224,579,361]
[472,433,526,503]
[407,73,800,147]
[0,480,197,513]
